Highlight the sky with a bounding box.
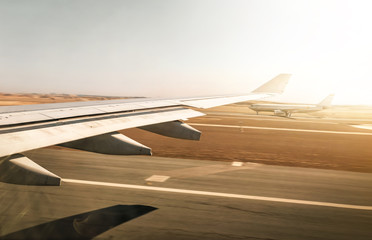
[1,0,372,105]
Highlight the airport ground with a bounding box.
[123,105,372,173]
[1,149,372,240]
[1,94,372,239]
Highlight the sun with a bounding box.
[334,81,372,106]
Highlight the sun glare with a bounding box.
[334,83,372,106]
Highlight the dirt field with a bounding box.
[0,93,123,106]
[121,118,372,173]
[2,93,372,173]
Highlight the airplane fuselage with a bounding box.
[250,94,334,117]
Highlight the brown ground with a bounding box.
[2,93,372,173]
[121,120,372,173]
[0,93,123,106]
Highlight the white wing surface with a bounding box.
[0,74,290,185]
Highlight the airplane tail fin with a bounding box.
[252,74,291,94]
[318,94,334,108]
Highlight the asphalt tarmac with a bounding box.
[1,148,372,240]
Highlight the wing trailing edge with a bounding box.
[0,108,204,158]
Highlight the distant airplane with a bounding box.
[0,74,290,186]
[249,94,334,117]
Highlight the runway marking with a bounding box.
[63,178,372,211]
[189,123,372,136]
[146,175,170,182]
[232,161,243,167]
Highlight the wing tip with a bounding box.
[252,73,291,94]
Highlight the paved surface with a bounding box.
[1,148,372,240]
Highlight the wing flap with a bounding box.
[0,108,204,157]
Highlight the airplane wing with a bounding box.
[0,74,290,186]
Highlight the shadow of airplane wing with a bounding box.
[0,204,157,240]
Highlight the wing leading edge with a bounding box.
[0,74,290,186]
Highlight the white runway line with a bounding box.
[159,163,258,178]
[204,113,339,124]
[62,178,372,211]
[189,123,372,136]
[351,124,372,130]
[205,112,372,123]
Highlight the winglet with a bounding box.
[318,94,335,107]
[252,74,291,94]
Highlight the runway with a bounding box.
[2,111,372,239]
[203,110,372,124]
[189,122,372,136]
[1,148,372,240]
[194,112,372,132]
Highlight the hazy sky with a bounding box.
[1,0,372,105]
